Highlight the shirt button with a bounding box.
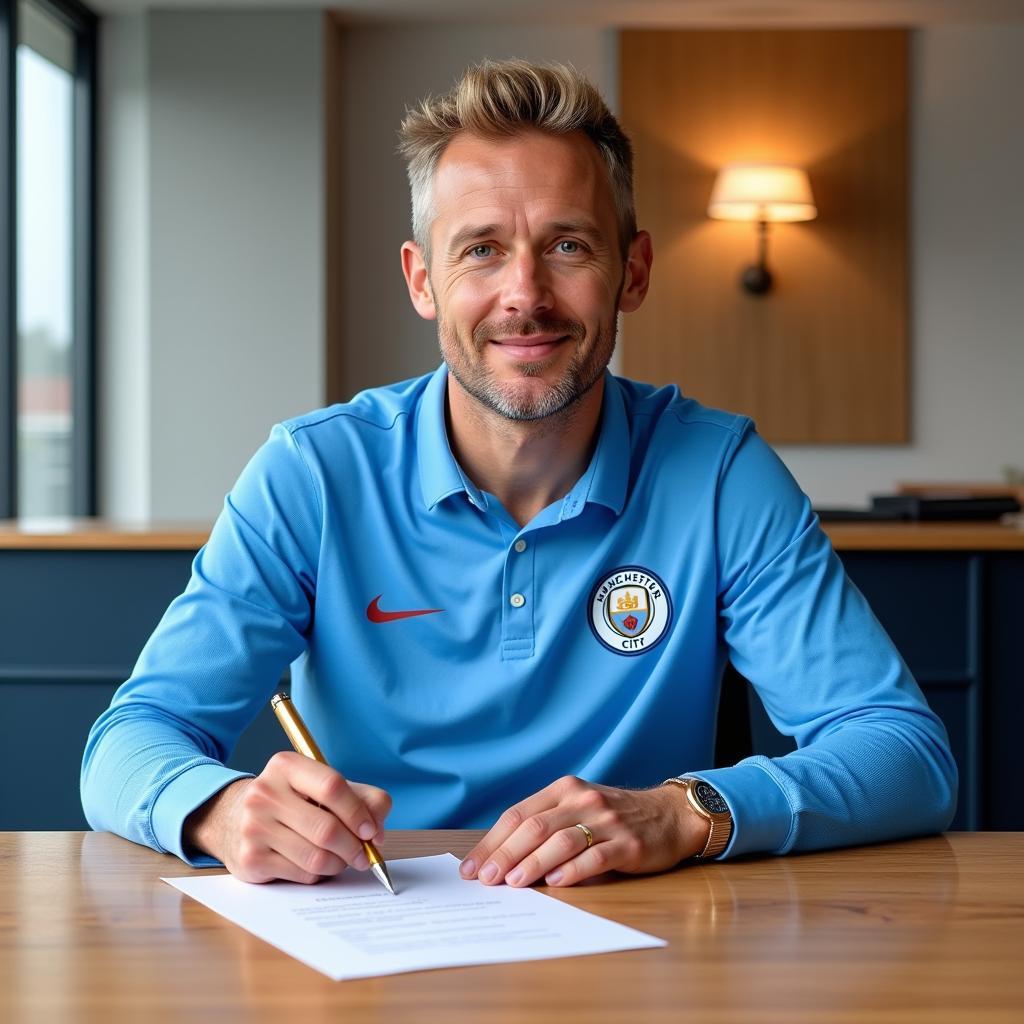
[510,593,526,608]
[514,539,527,553]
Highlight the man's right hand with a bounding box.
[183,751,392,884]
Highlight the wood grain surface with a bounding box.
[820,519,1024,550]
[1,831,1021,1023]
[3,518,1023,551]
[620,30,909,444]
[0,518,210,549]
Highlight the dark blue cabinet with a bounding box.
[734,550,1024,832]
[1,539,1021,831]
[0,547,288,830]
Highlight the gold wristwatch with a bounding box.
[663,776,733,859]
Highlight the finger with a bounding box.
[348,782,393,835]
[500,823,596,888]
[466,777,608,883]
[242,760,367,867]
[309,771,379,841]
[460,777,581,878]
[267,817,362,878]
[269,751,379,842]
[231,845,332,885]
[257,849,335,885]
[473,810,577,884]
[276,797,369,869]
[544,841,619,887]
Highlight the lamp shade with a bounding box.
[708,164,817,222]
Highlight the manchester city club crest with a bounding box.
[588,566,672,656]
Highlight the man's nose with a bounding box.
[499,251,554,318]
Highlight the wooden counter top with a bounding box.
[0,518,211,550]
[821,519,1024,550]
[2,517,1024,551]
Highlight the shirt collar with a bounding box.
[563,371,629,519]
[416,363,476,511]
[416,364,630,517]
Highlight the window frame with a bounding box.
[0,0,97,519]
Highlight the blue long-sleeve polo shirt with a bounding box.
[81,365,957,865]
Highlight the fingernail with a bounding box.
[480,862,499,883]
[546,868,563,885]
[506,868,524,886]
[460,858,477,877]
[354,852,369,870]
[357,821,375,840]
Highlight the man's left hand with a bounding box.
[459,776,710,888]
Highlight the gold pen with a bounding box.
[270,692,397,895]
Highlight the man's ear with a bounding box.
[618,230,653,314]
[401,241,436,321]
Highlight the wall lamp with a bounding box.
[708,164,817,296]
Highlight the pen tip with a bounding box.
[372,861,397,896]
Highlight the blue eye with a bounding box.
[469,245,494,258]
[557,240,581,254]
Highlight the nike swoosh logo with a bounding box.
[366,595,444,623]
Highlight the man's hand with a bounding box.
[459,776,711,888]
[183,751,392,884]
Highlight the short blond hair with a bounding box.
[397,58,636,261]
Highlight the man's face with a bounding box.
[409,130,632,422]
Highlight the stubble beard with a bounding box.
[437,312,617,423]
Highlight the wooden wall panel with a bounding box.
[620,30,909,443]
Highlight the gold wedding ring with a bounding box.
[574,823,594,848]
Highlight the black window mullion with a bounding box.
[33,0,92,36]
[0,0,16,520]
[4,0,97,519]
[70,7,96,515]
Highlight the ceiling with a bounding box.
[87,0,1024,26]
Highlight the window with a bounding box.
[1,0,96,518]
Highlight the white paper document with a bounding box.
[163,853,665,980]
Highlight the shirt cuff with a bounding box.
[150,762,254,867]
[687,757,793,859]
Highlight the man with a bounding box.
[82,60,956,889]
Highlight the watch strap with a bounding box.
[663,776,733,859]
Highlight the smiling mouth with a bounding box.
[490,336,569,360]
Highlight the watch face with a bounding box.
[694,780,729,815]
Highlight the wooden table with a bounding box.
[3,517,1024,551]
[2,832,1022,1023]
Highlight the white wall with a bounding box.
[99,18,1023,517]
[100,10,325,520]
[98,12,149,520]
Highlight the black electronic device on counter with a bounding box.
[815,495,1021,523]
